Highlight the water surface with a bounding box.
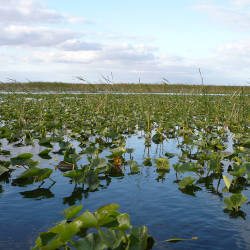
[0,133,249,249]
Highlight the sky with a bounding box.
[0,0,250,85]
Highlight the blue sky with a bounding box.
[1,0,250,85]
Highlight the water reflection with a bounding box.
[20,186,55,200]
[0,129,249,249]
[179,185,202,197]
[223,209,247,220]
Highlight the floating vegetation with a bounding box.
[0,91,249,249]
[32,204,154,250]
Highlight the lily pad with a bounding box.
[178,176,196,189]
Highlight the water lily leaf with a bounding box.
[85,172,100,191]
[208,156,222,172]
[39,138,53,148]
[54,222,80,242]
[39,149,52,159]
[166,237,198,243]
[11,153,37,167]
[155,158,170,170]
[164,152,175,158]
[246,163,250,180]
[223,175,231,190]
[126,148,135,154]
[12,153,33,160]
[0,166,8,176]
[75,211,98,228]
[240,139,250,148]
[166,238,185,243]
[32,232,63,250]
[17,167,41,179]
[84,146,98,155]
[74,233,106,250]
[98,210,121,228]
[64,147,80,164]
[128,226,150,250]
[0,150,10,155]
[39,232,58,247]
[174,162,201,173]
[17,167,53,182]
[95,210,120,227]
[97,203,120,213]
[115,213,131,231]
[127,160,139,168]
[178,176,196,189]
[229,165,246,177]
[59,141,70,150]
[62,205,83,220]
[130,166,141,174]
[224,193,247,211]
[143,158,152,166]
[92,158,106,168]
[0,160,10,168]
[99,229,123,249]
[152,133,165,144]
[110,147,126,154]
[57,161,74,172]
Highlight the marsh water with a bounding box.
[0,132,249,250]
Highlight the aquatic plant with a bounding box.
[32,204,154,250]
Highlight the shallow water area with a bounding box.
[0,92,249,249]
[0,133,249,250]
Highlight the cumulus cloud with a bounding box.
[30,43,158,66]
[0,0,88,24]
[32,50,99,64]
[99,44,157,63]
[0,0,249,85]
[0,25,83,47]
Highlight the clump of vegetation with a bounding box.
[32,203,154,250]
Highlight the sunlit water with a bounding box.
[0,134,249,250]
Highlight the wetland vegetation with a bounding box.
[0,89,249,249]
[0,82,249,94]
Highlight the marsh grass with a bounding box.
[0,81,249,94]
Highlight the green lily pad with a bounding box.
[155,158,170,170]
[62,205,83,220]
[178,176,196,189]
[224,193,247,211]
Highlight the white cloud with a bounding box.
[98,44,157,63]
[32,50,99,64]
[193,1,250,30]
[0,0,249,85]
[0,0,88,24]
[59,39,102,51]
[0,25,83,47]
[215,37,250,69]
[27,43,157,65]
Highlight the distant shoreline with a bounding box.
[0,82,249,94]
